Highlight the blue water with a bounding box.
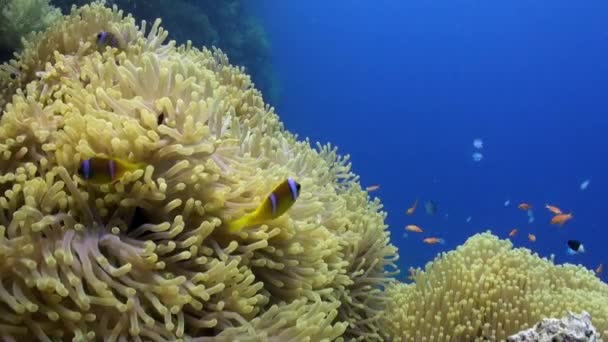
[252,1,608,278]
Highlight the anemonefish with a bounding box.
[366,185,380,192]
[566,240,584,255]
[518,203,531,211]
[545,204,562,215]
[551,213,573,226]
[78,157,145,185]
[406,199,418,215]
[96,31,119,48]
[405,225,423,233]
[227,178,301,233]
[423,237,445,245]
[528,233,536,242]
[508,228,518,238]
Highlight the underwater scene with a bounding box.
[0,0,606,341]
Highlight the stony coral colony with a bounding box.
[0,2,398,341]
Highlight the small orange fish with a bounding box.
[518,203,531,211]
[528,233,536,242]
[508,228,518,238]
[423,237,445,245]
[405,224,423,233]
[545,204,562,215]
[550,213,573,226]
[366,185,380,192]
[596,263,603,275]
[406,199,418,215]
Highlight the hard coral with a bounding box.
[383,232,608,341]
[0,2,397,340]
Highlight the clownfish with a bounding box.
[96,31,119,48]
[78,157,145,185]
[227,178,301,233]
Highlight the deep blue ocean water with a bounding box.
[253,1,608,279]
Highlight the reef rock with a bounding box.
[507,311,603,342]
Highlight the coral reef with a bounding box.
[0,2,397,340]
[383,232,608,341]
[0,0,61,61]
[52,0,279,104]
[508,311,603,342]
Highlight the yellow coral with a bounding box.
[0,2,397,340]
[383,231,608,341]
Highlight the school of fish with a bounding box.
[399,194,601,281]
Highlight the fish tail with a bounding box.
[129,161,147,172]
[226,215,253,233]
[114,158,146,173]
[438,238,446,245]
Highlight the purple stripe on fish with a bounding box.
[269,192,278,216]
[287,177,299,201]
[108,159,116,180]
[82,159,91,179]
[97,32,107,45]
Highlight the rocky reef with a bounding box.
[508,311,603,342]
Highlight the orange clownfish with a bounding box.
[508,229,518,238]
[518,203,531,211]
[227,178,301,233]
[423,237,445,245]
[406,199,418,215]
[528,233,536,242]
[550,213,573,226]
[405,225,423,233]
[78,156,145,185]
[545,204,562,215]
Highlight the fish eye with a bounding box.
[296,182,301,191]
[97,32,103,39]
[9,73,16,79]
